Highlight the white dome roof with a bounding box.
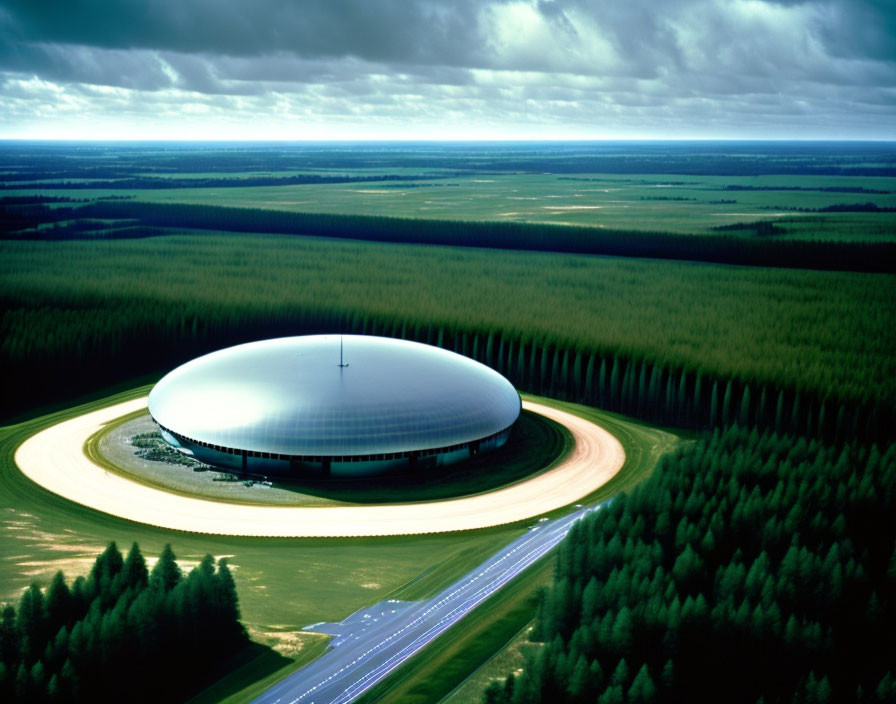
[148,335,520,457]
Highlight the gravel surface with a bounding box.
[99,414,342,505]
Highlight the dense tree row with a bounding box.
[484,428,896,703]
[3,142,895,180]
[3,235,894,439]
[52,200,895,273]
[0,543,246,703]
[0,173,449,192]
[712,221,787,236]
[723,185,890,194]
[760,203,896,213]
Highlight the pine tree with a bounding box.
[59,658,77,701]
[757,386,769,428]
[215,560,247,645]
[790,392,802,436]
[722,380,734,427]
[647,365,660,422]
[739,385,752,427]
[0,604,18,668]
[876,672,896,703]
[661,659,675,689]
[610,609,634,656]
[677,370,688,425]
[528,344,537,390]
[610,658,630,688]
[44,572,72,636]
[91,542,124,606]
[30,660,46,700]
[637,364,648,418]
[609,358,620,410]
[540,347,551,394]
[581,577,599,624]
[122,542,148,590]
[150,544,181,593]
[584,355,595,404]
[567,654,591,702]
[628,664,657,703]
[597,684,624,704]
[775,390,785,434]
[15,663,30,703]
[665,371,675,424]
[17,583,47,665]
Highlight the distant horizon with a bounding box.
[2,138,895,145]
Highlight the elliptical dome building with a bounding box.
[148,334,521,477]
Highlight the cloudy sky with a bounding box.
[0,0,893,140]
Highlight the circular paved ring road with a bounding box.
[14,398,624,538]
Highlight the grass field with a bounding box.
[134,172,896,237]
[0,387,675,703]
[8,171,896,239]
[4,141,896,241]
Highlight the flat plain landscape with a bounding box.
[1,141,894,703]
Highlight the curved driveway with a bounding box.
[14,398,624,538]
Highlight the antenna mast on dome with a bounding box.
[338,335,349,368]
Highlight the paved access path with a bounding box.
[252,505,598,704]
[14,398,624,537]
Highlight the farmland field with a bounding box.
[3,142,896,240]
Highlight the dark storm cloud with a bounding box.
[0,0,894,138]
[0,0,487,64]
[1,0,894,86]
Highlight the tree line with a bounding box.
[0,173,450,191]
[0,543,246,703]
[3,234,893,440]
[57,200,895,273]
[3,141,895,179]
[483,427,896,703]
[5,199,894,273]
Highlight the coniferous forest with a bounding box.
[0,543,246,704]
[483,428,896,704]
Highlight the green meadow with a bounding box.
[10,171,896,239]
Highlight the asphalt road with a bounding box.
[253,504,600,704]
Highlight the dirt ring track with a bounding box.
[14,398,624,538]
